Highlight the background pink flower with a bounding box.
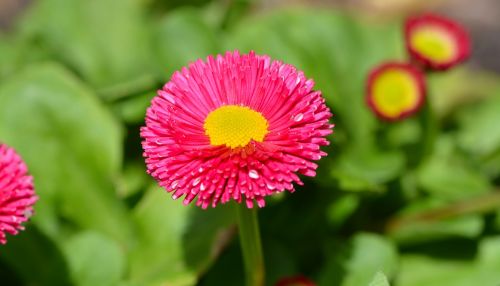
[366,62,426,121]
[405,13,471,70]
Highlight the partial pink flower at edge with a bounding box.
[0,143,37,245]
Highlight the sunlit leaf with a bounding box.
[389,198,484,244]
[333,148,405,192]
[63,231,126,286]
[397,236,500,286]
[327,194,360,227]
[319,233,398,286]
[129,186,234,286]
[369,271,390,286]
[417,136,491,200]
[19,0,156,94]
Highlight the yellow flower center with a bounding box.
[372,69,419,118]
[411,27,456,63]
[203,105,269,148]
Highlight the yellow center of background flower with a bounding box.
[411,27,456,63]
[372,70,419,118]
[204,105,269,148]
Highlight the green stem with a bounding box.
[236,203,265,286]
[420,98,438,161]
[407,97,438,168]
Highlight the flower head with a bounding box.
[275,275,316,286]
[141,51,333,208]
[405,13,471,70]
[366,62,426,121]
[0,144,37,244]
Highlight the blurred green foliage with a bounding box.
[1,0,500,285]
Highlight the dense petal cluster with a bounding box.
[141,51,333,208]
[405,13,471,70]
[366,62,426,121]
[0,144,37,244]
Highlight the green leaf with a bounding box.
[392,216,483,245]
[397,254,474,286]
[397,236,500,286]
[428,68,500,117]
[389,195,488,245]
[0,63,131,242]
[319,233,398,286]
[456,94,500,157]
[479,236,500,268]
[481,149,500,178]
[457,88,500,178]
[19,0,156,93]
[129,186,235,286]
[62,231,126,286]
[417,136,491,201]
[0,33,52,80]
[384,119,422,148]
[332,147,406,192]
[369,272,390,286]
[154,8,221,81]
[390,204,483,245]
[327,194,360,227]
[129,187,195,286]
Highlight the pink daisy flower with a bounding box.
[405,13,471,70]
[141,51,333,208]
[0,143,37,244]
